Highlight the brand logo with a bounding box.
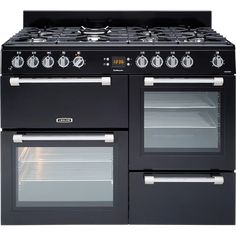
[56,118,73,123]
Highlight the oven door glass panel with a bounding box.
[144,92,220,152]
[17,147,113,207]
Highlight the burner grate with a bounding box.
[5,26,230,45]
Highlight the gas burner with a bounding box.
[205,35,226,41]
[39,32,57,37]
[79,26,111,35]
[30,38,47,43]
[157,35,174,41]
[188,37,205,43]
[58,35,109,43]
[139,36,157,43]
[195,27,215,34]
[154,27,188,33]
[176,32,196,41]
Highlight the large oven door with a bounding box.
[1,75,128,129]
[129,76,235,170]
[1,131,128,224]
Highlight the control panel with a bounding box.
[2,49,234,75]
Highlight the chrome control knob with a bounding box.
[166,55,178,68]
[58,56,70,68]
[42,56,54,68]
[27,55,39,68]
[136,55,148,68]
[212,55,224,68]
[181,55,194,68]
[73,56,85,68]
[151,55,163,68]
[12,55,24,68]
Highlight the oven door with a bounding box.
[1,75,128,129]
[129,76,235,170]
[1,131,128,224]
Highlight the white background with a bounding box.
[0,0,235,235]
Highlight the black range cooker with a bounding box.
[1,11,235,225]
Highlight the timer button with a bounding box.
[136,55,148,68]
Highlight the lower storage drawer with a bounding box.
[129,172,235,224]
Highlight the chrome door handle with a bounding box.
[144,175,224,185]
[9,77,111,86]
[13,134,114,143]
[144,77,224,86]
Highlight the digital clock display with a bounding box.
[112,56,126,68]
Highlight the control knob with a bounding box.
[58,56,70,68]
[42,56,54,68]
[73,56,85,68]
[212,55,224,68]
[136,55,148,68]
[27,55,39,68]
[151,55,163,68]
[166,55,178,68]
[12,55,24,68]
[181,55,194,68]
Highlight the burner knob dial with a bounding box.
[212,55,224,68]
[166,55,178,68]
[12,55,24,68]
[42,56,54,68]
[27,55,39,68]
[58,56,70,68]
[73,56,85,68]
[151,55,164,68]
[136,55,148,68]
[181,55,194,68]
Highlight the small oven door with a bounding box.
[129,76,235,170]
[1,131,128,224]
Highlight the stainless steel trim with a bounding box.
[144,175,224,185]
[9,77,111,86]
[13,134,114,143]
[144,77,224,86]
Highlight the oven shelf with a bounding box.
[144,111,217,129]
[18,161,113,182]
[18,147,113,163]
[144,92,218,109]
[19,179,113,182]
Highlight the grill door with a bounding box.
[1,75,128,129]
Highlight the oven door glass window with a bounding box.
[144,92,220,152]
[17,147,113,207]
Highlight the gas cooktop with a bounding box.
[1,11,235,75]
[5,26,231,46]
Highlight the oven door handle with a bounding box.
[9,77,111,86]
[13,134,114,143]
[144,77,224,86]
[144,175,224,185]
